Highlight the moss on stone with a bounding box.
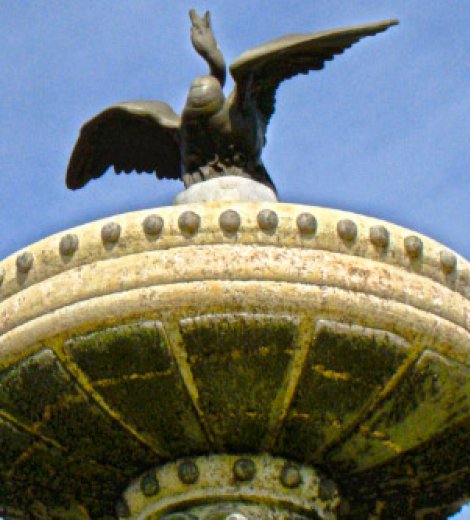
[181,314,296,451]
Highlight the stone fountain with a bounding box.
[0,202,468,518]
[0,9,468,520]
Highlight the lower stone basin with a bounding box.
[0,202,468,518]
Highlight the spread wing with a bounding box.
[230,19,398,138]
[66,100,181,190]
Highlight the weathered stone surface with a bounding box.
[122,454,339,519]
[330,349,470,471]
[180,313,297,452]
[277,321,410,461]
[173,176,278,204]
[66,322,208,456]
[0,202,468,518]
[0,349,158,516]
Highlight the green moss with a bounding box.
[181,314,296,451]
[277,323,409,460]
[67,322,170,381]
[0,350,73,425]
[69,321,209,455]
[98,375,208,455]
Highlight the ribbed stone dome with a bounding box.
[0,202,468,518]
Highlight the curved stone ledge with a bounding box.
[0,244,469,354]
[0,203,468,304]
[1,280,469,368]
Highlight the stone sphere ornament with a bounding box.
[404,235,423,258]
[16,251,34,273]
[369,224,389,248]
[59,233,79,256]
[143,214,164,237]
[101,221,121,244]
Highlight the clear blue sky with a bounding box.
[0,1,469,517]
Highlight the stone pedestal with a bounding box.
[173,176,278,204]
[0,202,468,518]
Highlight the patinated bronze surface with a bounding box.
[66,10,397,194]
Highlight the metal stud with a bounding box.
[296,212,317,236]
[59,234,79,256]
[233,457,256,481]
[404,235,423,259]
[16,252,34,274]
[257,209,278,232]
[337,219,357,242]
[280,463,301,488]
[140,470,159,497]
[178,460,199,484]
[219,209,241,233]
[440,250,457,273]
[178,211,201,235]
[143,214,164,236]
[101,222,121,244]
[369,225,389,248]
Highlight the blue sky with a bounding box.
[0,1,469,517]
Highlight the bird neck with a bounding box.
[205,47,226,87]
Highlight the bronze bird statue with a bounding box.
[66,10,398,195]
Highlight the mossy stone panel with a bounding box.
[0,349,73,425]
[331,350,470,471]
[0,417,34,472]
[277,320,409,460]
[67,322,208,455]
[66,322,171,380]
[339,417,470,518]
[7,441,126,518]
[180,314,297,451]
[0,349,156,471]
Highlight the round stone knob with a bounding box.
[233,458,256,481]
[337,219,357,242]
[369,225,389,248]
[178,211,201,235]
[178,460,199,484]
[219,210,241,234]
[404,235,423,259]
[16,251,34,273]
[101,222,121,244]
[140,470,159,497]
[440,250,457,273]
[143,214,164,237]
[59,234,79,256]
[280,464,301,488]
[296,212,317,236]
[257,209,278,232]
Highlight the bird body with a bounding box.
[66,11,398,195]
[181,76,270,188]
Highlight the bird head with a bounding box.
[184,75,225,116]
